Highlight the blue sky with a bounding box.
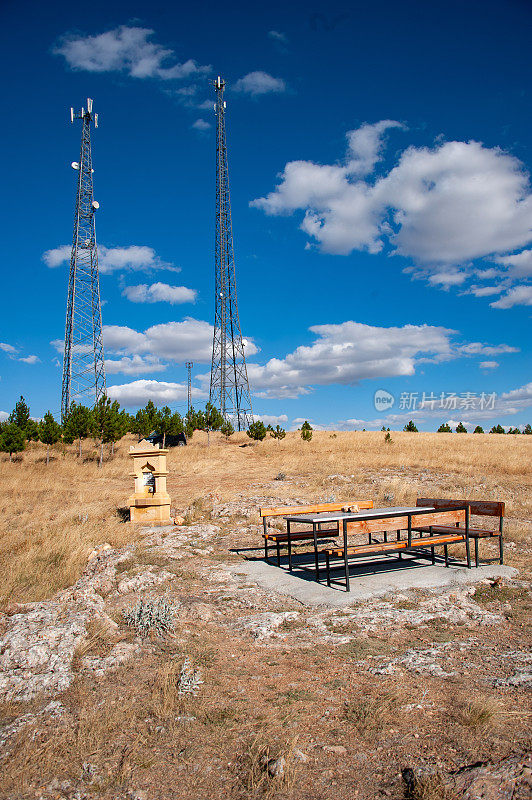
[0,0,531,431]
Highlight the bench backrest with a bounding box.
[416,498,505,518]
[260,500,373,519]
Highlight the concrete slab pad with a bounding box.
[228,555,517,610]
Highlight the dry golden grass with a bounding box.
[1,430,531,608]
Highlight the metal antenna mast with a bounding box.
[186,361,193,416]
[209,76,253,431]
[61,98,106,422]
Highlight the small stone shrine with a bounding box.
[128,439,171,524]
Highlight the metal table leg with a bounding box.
[343,519,350,592]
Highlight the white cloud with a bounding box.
[43,244,174,274]
[468,285,503,297]
[107,378,207,407]
[427,270,468,288]
[245,320,516,399]
[195,99,214,111]
[490,285,532,309]
[42,245,71,268]
[494,248,532,278]
[191,119,211,131]
[105,355,167,375]
[346,120,405,177]
[0,411,9,422]
[343,418,366,427]
[103,318,258,365]
[369,381,532,428]
[498,381,532,412]
[456,342,518,356]
[251,123,532,299]
[479,361,499,370]
[233,71,286,96]
[268,31,288,44]
[254,413,288,426]
[0,342,17,355]
[54,25,210,81]
[122,282,196,305]
[19,355,40,364]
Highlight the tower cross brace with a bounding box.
[61,98,106,422]
[209,77,253,431]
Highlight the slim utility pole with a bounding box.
[186,361,193,417]
[61,98,106,422]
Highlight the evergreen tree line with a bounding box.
[0,396,296,463]
[402,420,532,434]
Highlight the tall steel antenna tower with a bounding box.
[186,361,193,416]
[209,76,253,431]
[61,98,106,422]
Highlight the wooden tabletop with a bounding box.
[284,506,435,524]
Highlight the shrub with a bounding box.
[247,421,267,441]
[271,425,286,441]
[220,419,234,438]
[437,423,452,432]
[38,411,62,465]
[403,420,418,432]
[455,421,467,433]
[122,597,177,637]
[0,422,26,461]
[300,421,313,441]
[489,424,505,434]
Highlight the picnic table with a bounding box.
[284,505,470,591]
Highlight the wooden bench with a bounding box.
[414,498,505,567]
[321,507,469,591]
[260,501,373,565]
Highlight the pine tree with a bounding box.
[524,424,532,435]
[437,423,452,432]
[473,425,484,433]
[169,411,184,435]
[25,418,40,441]
[220,419,234,439]
[300,421,313,442]
[9,396,30,433]
[157,406,173,448]
[272,425,286,441]
[63,403,92,457]
[403,420,418,432]
[132,408,151,440]
[247,421,267,441]
[38,411,62,465]
[143,400,159,433]
[489,424,505,434]
[92,397,122,465]
[455,422,467,433]
[185,407,205,435]
[0,422,26,461]
[204,403,224,446]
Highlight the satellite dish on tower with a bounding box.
[71,161,79,170]
[92,201,100,210]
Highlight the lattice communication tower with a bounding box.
[61,98,106,422]
[209,77,253,431]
